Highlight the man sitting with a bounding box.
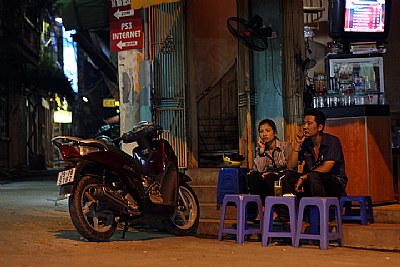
[284,109,347,197]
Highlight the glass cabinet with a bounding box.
[325,54,385,106]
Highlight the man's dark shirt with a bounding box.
[299,133,347,186]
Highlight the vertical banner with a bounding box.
[118,50,144,153]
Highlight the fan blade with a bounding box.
[227,16,269,51]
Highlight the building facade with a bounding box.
[0,0,71,173]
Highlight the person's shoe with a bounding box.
[274,205,290,223]
[249,214,261,225]
[273,218,285,226]
[278,213,290,223]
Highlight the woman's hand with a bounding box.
[258,137,266,154]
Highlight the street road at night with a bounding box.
[0,179,399,267]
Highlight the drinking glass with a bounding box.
[274,181,282,196]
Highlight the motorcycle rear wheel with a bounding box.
[69,175,118,241]
[164,183,200,236]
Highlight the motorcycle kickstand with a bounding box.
[122,222,129,239]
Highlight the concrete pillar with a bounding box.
[118,50,143,153]
[282,0,305,143]
[139,59,152,122]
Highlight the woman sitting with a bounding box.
[247,118,297,202]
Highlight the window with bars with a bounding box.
[149,2,188,168]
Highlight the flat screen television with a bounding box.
[328,0,392,42]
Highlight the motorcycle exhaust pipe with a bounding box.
[88,185,130,214]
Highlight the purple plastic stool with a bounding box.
[218,194,263,244]
[262,196,297,246]
[340,196,374,225]
[216,168,248,209]
[295,197,343,250]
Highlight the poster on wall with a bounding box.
[118,50,144,153]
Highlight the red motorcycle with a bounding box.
[52,121,200,241]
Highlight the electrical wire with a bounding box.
[266,37,301,99]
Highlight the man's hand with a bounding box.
[261,172,277,179]
[295,175,306,193]
[295,130,306,144]
[288,131,305,170]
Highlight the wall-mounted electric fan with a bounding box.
[227,15,272,51]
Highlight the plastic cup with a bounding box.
[274,181,282,196]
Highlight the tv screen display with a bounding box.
[328,0,392,42]
[344,0,386,33]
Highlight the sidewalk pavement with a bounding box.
[0,168,60,184]
[0,179,399,267]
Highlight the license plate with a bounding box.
[57,168,76,186]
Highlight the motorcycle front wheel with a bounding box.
[164,183,200,236]
[69,175,118,241]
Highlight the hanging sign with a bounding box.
[110,1,143,52]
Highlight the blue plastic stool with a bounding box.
[262,196,297,247]
[340,196,374,225]
[218,194,263,244]
[216,168,248,209]
[295,197,343,250]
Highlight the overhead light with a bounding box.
[55,17,63,24]
[304,26,315,38]
[54,110,72,123]
[82,96,89,102]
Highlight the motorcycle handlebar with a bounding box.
[115,123,163,144]
[113,136,124,145]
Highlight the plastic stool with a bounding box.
[340,196,374,225]
[262,196,297,246]
[218,194,263,244]
[216,168,248,209]
[295,197,343,250]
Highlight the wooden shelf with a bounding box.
[303,6,325,13]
